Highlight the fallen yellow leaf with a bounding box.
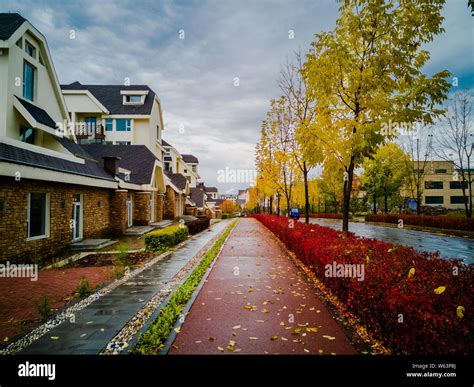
[434,286,446,295]
[408,267,415,278]
[456,306,465,318]
[322,335,336,341]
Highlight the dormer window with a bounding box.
[23,61,36,101]
[121,90,148,105]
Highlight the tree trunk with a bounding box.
[303,162,310,224]
[373,193,377,214]
[277,192,281,215]
[285,195,291,217]
[269,195,273,215]
[384,192,388,214]
[342,159,355,237]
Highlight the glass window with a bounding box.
[450,181,468,189]
[25,40,36,58]
[425,196,444,204]
[20,127,35,144]
[105,119,113,131]
[84,117,97,134]
[116,119,131,132]
[28,193,47,238]
[23,61,35,101]
[424,181,443,189]
[434,169,447,174]
[192,165,197,172]
[450,196,468,204]
[116,141,131,145]
[126,95,142,103]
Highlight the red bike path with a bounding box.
[169,218,357,355]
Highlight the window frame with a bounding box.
[23,60,36,101]
[27,192,50,241]
[116,119,132,132]
[24,40,36,59]
[105,119,114,132]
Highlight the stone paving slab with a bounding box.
[18,221,230,355]
[170,218,357,355]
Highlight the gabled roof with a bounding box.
[161,139,171,147]
[0,142,115,181]
[15,97,57,129]
[61,82,156,115]
[0,13,26,40]
[189,187,205,208]
[81,144,158,185]
[205,186,218,193]
[166,173,187,191]
[181,154,199,164]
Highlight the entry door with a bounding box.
[127,199,133,227]
[72,195,82,241]
[150,194,154,223]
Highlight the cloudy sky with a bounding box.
[1,0,472,192]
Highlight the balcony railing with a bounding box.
[75,123,105,140]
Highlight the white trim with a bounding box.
[120,90,149,95]
[27,191,50,241]
[0,162,118,189]
[13,98,58,136]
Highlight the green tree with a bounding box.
[361,142,410,213]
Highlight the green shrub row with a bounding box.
[133,220,238,355]
[144,225,189,252]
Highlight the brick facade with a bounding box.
[155,193,164,222]
[134,192,151,225]
[0,176,111,263]
[109,189,129,235]
[163,186,176,220]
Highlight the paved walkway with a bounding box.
[18,220,231,354]
[170,218,356,355]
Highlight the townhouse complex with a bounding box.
[0,13,221,262]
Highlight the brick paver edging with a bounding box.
[119,220,237,354]
[159,220,239,354]
[130,220,238,355]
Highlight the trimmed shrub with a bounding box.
[252,214,473,355]
[185,217,210,235]
[365,213,474,232]
[145,225,189,252]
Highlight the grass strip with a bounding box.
[132,220,238,355]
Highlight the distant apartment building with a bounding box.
[408,160,473,210]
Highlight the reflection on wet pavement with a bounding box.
[307,219,473,264]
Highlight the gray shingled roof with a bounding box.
[0,142,115,181]
[16,97,57,129]
[205,186,218,192]
[81,144,158,185]
[0,13,26,40]
[181,154,198,164]
[166,173,187,191]
[189,187,205,208]
[161,139,171,147]
[61,82,156,115]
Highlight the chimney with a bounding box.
[102,156,121,175]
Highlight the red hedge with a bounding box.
[309,213,343,219]
[365,213,474,232]
[252,214,473,354]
